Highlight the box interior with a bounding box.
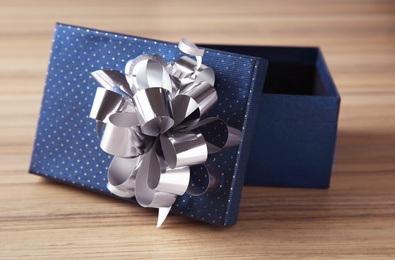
[203,45,334,97]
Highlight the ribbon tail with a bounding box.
[157,206,172,228]
[134,150,178,226]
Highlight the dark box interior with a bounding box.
[203,45,334,97]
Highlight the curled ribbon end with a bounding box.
[157,206,172,228]
[178,38,203,56]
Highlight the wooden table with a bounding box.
[1,0,394,258]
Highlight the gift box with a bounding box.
[29,23,267,227]
[29,23,339,227]
[202,45,340,188]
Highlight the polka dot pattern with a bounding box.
[29,23,266,226]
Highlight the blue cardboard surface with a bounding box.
[203,45,340,188]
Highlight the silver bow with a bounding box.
[89,38,241,227]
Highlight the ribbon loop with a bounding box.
[100,112,155,157]
[90,38,242,227]
[153,166,191,195]
[89,87,125,123]
[171,56,215,87]
[135,150,177,208]
[107,156,141,198]
[186,164,218,196]
[160,132,207,169]
[171,81,217,127]
[178,81,218,116]
[184,117,242,154]
[125,54,172,94]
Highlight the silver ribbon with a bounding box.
[89,38,241,227]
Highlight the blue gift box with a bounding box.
[29,23,267,227]
[29,23,339,227]
[203,45,340,188]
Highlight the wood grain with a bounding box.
[1,0,395,259]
